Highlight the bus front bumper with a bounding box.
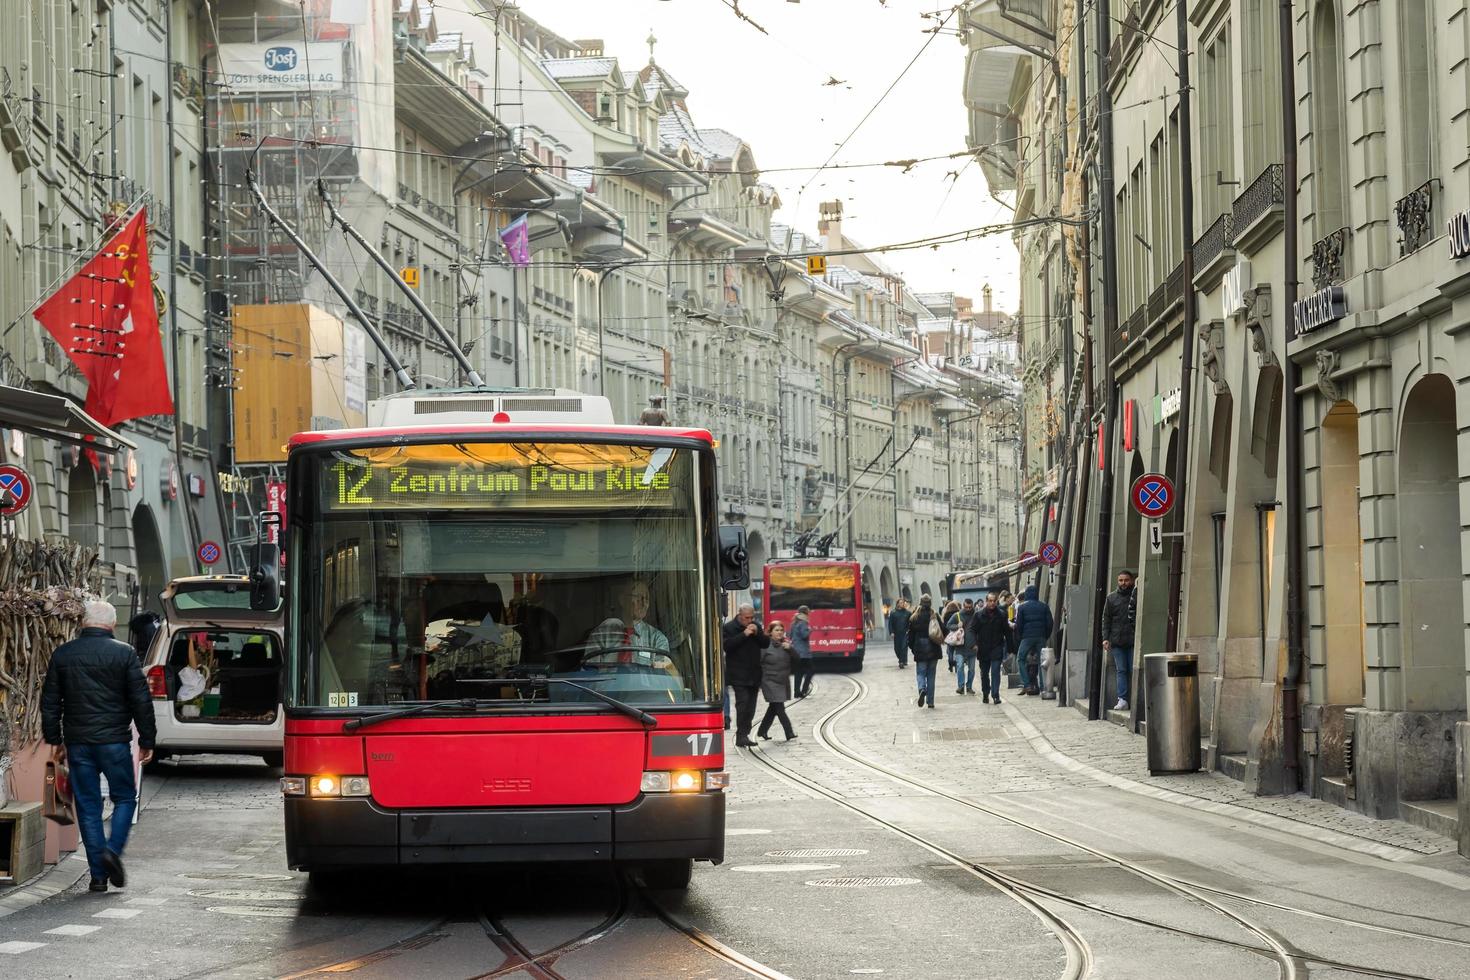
[284,792,725,870]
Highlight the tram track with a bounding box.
[755,673,1463,980]
[474,870,794,980]
[741,687,1095,980]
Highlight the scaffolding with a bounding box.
[204,4,365,570]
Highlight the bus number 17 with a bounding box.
[686,733,715,755]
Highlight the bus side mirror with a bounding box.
[251,512,282,611]
[251,543,281,611]
[719,524,750,591]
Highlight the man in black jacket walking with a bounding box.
[722,603,769,747]
[42,601,156,893]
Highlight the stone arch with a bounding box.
[1320,400,1365,707]
[1396,374,1465,713]
[132,503,168,615]
[1208,391,1235,486]
[919,581,933,602]
[1123,452,1145,575]
[1251,367,1284,480]
[745,530,767,583]
[68,462,100,554]
[879,566,895,606]
[901,583,913,602]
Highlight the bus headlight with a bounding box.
[280,777,306,796]
[642,770,725,793]
[341,776,372,797]
[309,775,340,797]
[640,771,672,793]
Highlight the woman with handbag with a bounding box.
[756,621,799,740]
[942,600,976,695]
[967,592,1014,704]
[907,595,942,708]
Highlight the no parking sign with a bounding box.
[1130,473,1176,520]
[198,540,222,566]
[0,464,33,516]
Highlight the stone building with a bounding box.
[0,0,224,611]
[964,0,1470,853]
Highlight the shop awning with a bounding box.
[0,384,137,453]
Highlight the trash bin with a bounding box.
[1143,653,1201,775]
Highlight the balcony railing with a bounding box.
[1193,211,1234,281]
[1394,179,1437,257]
[1310,227,1350,290]
[1231,163,1284,252]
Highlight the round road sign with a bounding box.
[1038,541,1064,566]
[1019,551,1038,568]
[1130,472,1176,519]
[198,540,222,566]
[0,464,34,517]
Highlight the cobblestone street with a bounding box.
[3,670,1469,978]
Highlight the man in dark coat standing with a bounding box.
[42,600,156,893]
[722,603,769,747]
[968,592,1014,705]
[1101,569,1138,710]
[886,598,912,668]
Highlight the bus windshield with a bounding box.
[290,441,713,709]
[767,564,858,611]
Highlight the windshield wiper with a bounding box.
[546,677,659,728]
[341,698,494,732]
[478,677,658,728]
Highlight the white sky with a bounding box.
[508,0,1020,313]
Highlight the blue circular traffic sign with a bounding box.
[1038,541,1064,566]
[198,540,222,566]
[1130,473,1176,519]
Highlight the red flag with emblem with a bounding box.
[32,209,174,428]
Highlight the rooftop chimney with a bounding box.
[817,200,843,239]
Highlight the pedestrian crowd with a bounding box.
[884,585,1055,709]
[720,569,1135,738]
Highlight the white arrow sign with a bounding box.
[1149,521,1163,556]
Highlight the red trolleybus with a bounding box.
[762,560,866,670]
[260,391,749,890]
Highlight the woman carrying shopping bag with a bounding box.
[942,600,976,695]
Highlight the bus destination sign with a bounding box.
[322,459,677,511]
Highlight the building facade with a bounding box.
[966,0,1470,854]
[1,0,223,613]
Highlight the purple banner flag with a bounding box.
[500,214,531,268]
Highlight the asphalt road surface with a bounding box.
[3,665,1468,979]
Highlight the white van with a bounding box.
[140,576,286,768]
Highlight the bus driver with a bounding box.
[586,579,671,664]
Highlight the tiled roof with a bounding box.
[639,61,689,101]
[694,127,744,161]
[541,57,618,80]
[427,32,462,54]
[658,107,724,162]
